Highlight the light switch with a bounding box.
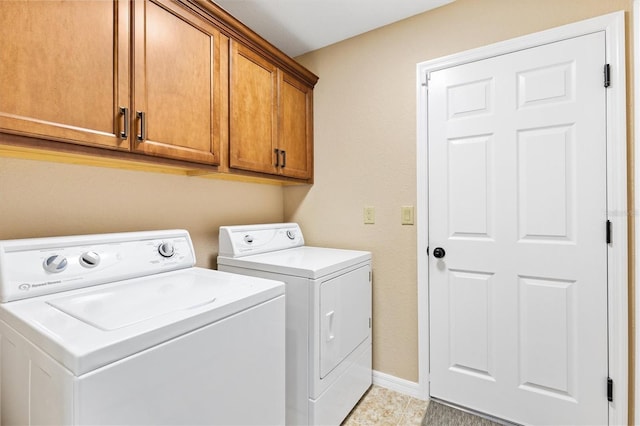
[401,205,414,225]
[364,206,375,224]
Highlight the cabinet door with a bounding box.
[133,0,221,165]
[278,72,313,179]
[229,41,278,175]
[0,0,130,150]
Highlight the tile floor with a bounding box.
[342,385,428,426]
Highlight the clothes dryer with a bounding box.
[218,223,372,426]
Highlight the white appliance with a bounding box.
[217,223,372,426]
[0,229,285,425]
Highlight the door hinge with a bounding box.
[422,71,430,88]
[604,64,611,88]
[606,220,612,244]
[369,317,372,329]
[607,377,613,402]
[369,271,372,282]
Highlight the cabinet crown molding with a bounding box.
[188,0,319,87]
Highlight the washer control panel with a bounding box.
[219,223,304,258]
[0,230,195,302]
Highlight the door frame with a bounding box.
[635,1,640,420]
[416,12,627,424]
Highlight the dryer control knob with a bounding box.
[158,242,175,258]
[244,234,254,244]
[43,255,68,273]
[79,251,100,268]
[286,230,296,240]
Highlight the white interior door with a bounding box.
[428,32,608,425]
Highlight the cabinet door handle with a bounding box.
[136,111,146,141]
[119,107,129,139]
[274,148,280,167]
[281,150,286,168]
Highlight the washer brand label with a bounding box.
[18,280,62,291]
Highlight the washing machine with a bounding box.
[217,223,372,426]
[0,229,285,425]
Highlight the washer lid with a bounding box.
[218,246,371,279]
[0,268,284,376]
[47,272,220,331]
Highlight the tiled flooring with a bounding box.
[342,385,428,426]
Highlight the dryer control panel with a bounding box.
[219,223,304,258]
[0,230,195,302]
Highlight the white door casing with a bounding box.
[416,11,627,425]
[635,1,640,421]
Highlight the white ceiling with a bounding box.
[211,0,454,57]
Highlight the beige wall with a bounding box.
[286,0,634,383]
[0,157,284,268]
[0,0,633,393]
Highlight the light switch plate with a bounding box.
[364,206,375,224]
[401,205,414,225]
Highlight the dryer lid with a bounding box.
[218,246,371,279]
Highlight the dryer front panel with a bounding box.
[319,264,371,378]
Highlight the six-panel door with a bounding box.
[428,32,608,425]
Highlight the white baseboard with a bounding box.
[372,370,428,400]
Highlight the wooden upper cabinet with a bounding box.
[133,0,222,165]
[229,42,278,175]
[0,0,130,150]
[0,0,316,181]
[230,41,313,180]
[278,72,313,180]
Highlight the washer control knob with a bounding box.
[244,234,254,244]
[79,251,100,268]
[158,242,175,258]
[43,255,68,273]
[286,230,296,240]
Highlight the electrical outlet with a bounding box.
[401,205,414,225]
[364,206,375,224]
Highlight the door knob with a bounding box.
[433,247,446,258]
